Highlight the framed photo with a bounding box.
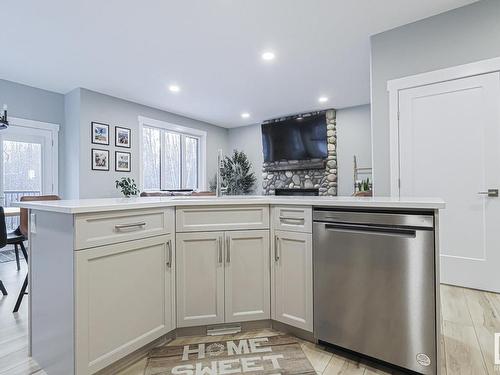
[115,126,131,148]
[91,149,109,171]
[115,151,131,172]
[91,122,110,145]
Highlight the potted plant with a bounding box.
[354,178,372,197]
[115,177,140,197]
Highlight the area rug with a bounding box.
[0,249,24,263]
[145,334,316,375]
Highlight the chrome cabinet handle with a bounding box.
[218,236,223,264]
[115,222,147,231]
[166,240,172,268]
[274,235,280,262]
[226,236,231,263]
[478,189,498,197]
[279,216,305,222]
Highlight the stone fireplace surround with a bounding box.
[262,109,337,196]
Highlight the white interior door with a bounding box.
[398,72,500,292]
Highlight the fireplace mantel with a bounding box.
[263,159,326,172]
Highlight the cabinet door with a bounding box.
[176,232,225,327]
[75,235,172,374]
[272,230,313,332]
[225,230,270,323]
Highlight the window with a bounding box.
[140,117,206,191]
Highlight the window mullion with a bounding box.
[180,134,185,189]
[196,137,200,189]
[160,130,166,190]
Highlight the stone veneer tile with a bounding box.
[262,109,337,196]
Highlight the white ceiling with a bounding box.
[1,0,477,128]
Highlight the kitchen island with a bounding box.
[16,196,445,375]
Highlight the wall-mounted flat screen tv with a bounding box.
[261,114,327,162]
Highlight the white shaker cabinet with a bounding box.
[75,234,175,374]
[176,229,271,327]
[224,230,270,323]
[272,230,313,332]
[176,232,225,327]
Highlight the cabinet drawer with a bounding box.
[176,205,269,232]
[273,205,312,233]
[75,208,174,250]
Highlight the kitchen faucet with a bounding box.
[216,149,227,197]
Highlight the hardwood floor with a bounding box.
[0,260,499,375]
[0,261,43,375]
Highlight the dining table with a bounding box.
[4,207,20,217]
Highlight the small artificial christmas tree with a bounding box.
[209,150,256,195]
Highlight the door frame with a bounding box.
[387,56,500,196]
[2,117,60,195]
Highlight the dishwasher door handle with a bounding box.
[324,223,417,238]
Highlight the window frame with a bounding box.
[138,116,206,191]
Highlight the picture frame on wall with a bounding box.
[91,122,110,145]
[91,149,110,171]
[115,151,131,172]
[115,126,131,148]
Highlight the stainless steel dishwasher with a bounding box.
[313,208,437,375]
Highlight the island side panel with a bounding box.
[434,208,442,375]
[30,209,76,375]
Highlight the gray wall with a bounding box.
[0,81,230,199]
[0,78,371,199]
[62,88,81,199]
[227,105,372,196]
[0,79,66,196]
[77,89,229,198]
[227,124,263,194]
[336,105,371,196]
[0,79,64,125]
[370,0,500,195]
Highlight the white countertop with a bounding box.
[13,195,445,214]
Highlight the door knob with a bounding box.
[478,189,499,197]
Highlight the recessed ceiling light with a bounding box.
[261,51,275,61]
[168,84,180,93]
[241,113,250,119]
[318,96,328,103]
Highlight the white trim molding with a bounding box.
[138,116,207,138]
[387,56,500,92]
[9,116,60,132]
[138,115,207,190]
[387,56,500,197]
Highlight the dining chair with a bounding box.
[14,244,21,271]
[191,191,216,196]
[0,207,8,296]
[0,207,28,297]
[0,209,24,271]
[12,195,60,313]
